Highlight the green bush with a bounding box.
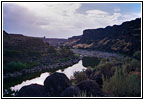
[71,71,88,84]
[74,54,80,58]
[123,59,141,73]
[59,47,74,56]
[4,49,22,57]
[62,57,70,62]
[26,62,40,68]
[4,61,27,73]
[95,60,121,78]
[125,74,141,96]
[27,51,41,57]
[47,46,56,54]
[133,51,141,60]
[3,61,40,73]
[102,68,141,97]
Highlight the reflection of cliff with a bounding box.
[82,57,100,67]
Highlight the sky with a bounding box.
[3,2,141,39]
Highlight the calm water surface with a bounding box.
[10,60,86,91]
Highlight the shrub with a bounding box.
[3,61,40,73]
[95,60,120,78]
[26,61,40,68]
[102,68,126,96]
[125,74,141,96]
[47,46,56,54]
[76,90,93,97]
[123,59,141,73]
[27,51,41,57]
[71,71,88,84]
[4,61,27,73]
[102,68,141,97]
[74,54,80,59]
[3,88,18,97]
[62,57,70,62]
[133,51,141,60]
[3,49,22,57]
[59,47,74,56]
[77,91,87,97]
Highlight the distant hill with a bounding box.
[43,38,67,46]
[67,18,141,57]
[64,35,81,47]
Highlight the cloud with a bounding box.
[3,3,141,38]
[114,8,121,12]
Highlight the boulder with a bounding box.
[77,80,103,97]
[44,72,71,97]
[60,86,80,97]
[17,84,49,97]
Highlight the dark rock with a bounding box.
[17,84,49,97]
[44,72,71,97]
[60,86,80,97]
[77,80,103,97]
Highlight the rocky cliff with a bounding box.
[71,18,141,57]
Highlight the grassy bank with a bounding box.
[3,61,40,73]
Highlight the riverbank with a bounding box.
[3,57,81,79]
[71,49,126,61]
[3,49,131,79]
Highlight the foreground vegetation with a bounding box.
[71,57,141,97]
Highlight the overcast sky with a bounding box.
[3,2,141,38]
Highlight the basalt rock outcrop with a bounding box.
[44,72,71,97]
[17,84,49,97]
[68,18,141,57]
[60,86,80,97]
[77,80,103,97]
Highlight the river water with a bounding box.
[10,60,86,91]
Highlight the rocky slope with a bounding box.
[3,31,79,75]
[68,18,141,57]
[3,30,49,64]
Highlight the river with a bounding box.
[6,60,86,92]
[4,49,125,96]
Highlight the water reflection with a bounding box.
[11,73,50,91]
[82,56,100,67]
[11,60,86,91]
[57,60,86,79]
